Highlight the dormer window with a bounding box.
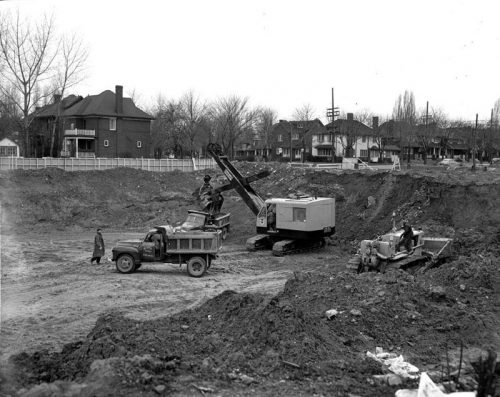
[109,117,116,131]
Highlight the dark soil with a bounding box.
[1,164,499,396]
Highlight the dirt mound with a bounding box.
[2,163,500,396]
[8,253,499,396]
[2,164,500,250]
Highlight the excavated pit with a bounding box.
[1,164,499,396]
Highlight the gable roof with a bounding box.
[63,90,153,119]
[325,118,374,136]
[0,137,19,147]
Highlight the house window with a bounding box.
[0,146,17,156]
[109,117,116,131]
[292,133,299,140]
[104,140,109,147]
[278,134,283,142]
[293,207,306,222]
[137,141,142,148]
[362,136,366,143]
[360,149,368,157]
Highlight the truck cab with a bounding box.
[112,225,222,277]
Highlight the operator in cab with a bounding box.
[198,174,224,215]
[397,219,414,252]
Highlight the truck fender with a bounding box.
[114,248,140,263]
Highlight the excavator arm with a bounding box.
[207,143,269,216]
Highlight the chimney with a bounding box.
[53,94,62,104]
[347,113,354,121]
[115,85,123,114]
[372,116,379,130]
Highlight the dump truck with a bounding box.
[349,222,453,273]
[206,144,336,255]
[112,225,222,277]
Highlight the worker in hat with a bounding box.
[198,174,224,215]
[397,219,414,252]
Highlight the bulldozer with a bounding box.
[206,144,335,256]
[349,214,453,273]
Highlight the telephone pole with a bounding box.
[472,113,478,171]
[326,88,339,163]
[424,101,429,164]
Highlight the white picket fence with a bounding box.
[0,157,217,172]
[288,162,396,171]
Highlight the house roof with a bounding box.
[63,90,153,119]
[0,137,19,147]
[35,95,83,117]
[325,118,373,136]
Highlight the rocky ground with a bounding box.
[0,163,499,396]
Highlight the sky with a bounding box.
[2,0,499,123]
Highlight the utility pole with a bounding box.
[472,113,478,171]
[331,88,335,163]
[424,101,429,164]
[490,108,494,163]
[326,88,339,163]
[289,121,293,164]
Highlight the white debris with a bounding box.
[395,372,476,397]
[367,347,419,379]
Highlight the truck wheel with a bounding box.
[187,256,207,278]
[221,227,228,240]
[116,254,136,274]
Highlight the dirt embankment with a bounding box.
[2,165,500,247]
[1,164,499,396]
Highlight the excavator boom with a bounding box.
[207,144,268,216]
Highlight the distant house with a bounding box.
[270,119,326,161]
[318,113,377,161]
[33,85,153,158]
[0,137,20,157]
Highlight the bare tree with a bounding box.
[179,90,208,157]
[493,98,500,127]
[372,115,389,162]
[210,95,258,159]
[49,33,88,156]
[392,90,416,165]
[415,104,446,164]
[150,95,185,158]
[0,10,57,156]
[292,103,316,121]
[255,107,277,160]
[126,88,142,108]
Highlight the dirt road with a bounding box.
[0,230,345,365]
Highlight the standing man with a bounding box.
[397,220,414,252]
[91,228,105,264]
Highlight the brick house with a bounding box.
[33,85,153,158]
[270,119,326,161]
